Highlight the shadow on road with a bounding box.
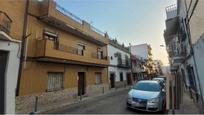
[127,107,168,114]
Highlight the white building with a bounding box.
[130,43,149,60]
[108,39,131,88]
[130,43,154,79]
[0,30,21,113]
[131,55,145,82]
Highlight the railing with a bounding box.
[56,3,106,37]
[55,42,108,58]
[56,4,83,24]
[166,4,177,19]
[0,11,12,34]
[91,25,105,36]
[166,4,177,12]
[57,43,80,55]
[117,58,131,67]
[91,52,108,60]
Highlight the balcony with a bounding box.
[91,52,108,60]
[35,39,109,67]
[0,11,12,34]
[164,4,179,45]
[171,56,185,67]
[117,58,131,68]
[166,4,177,20]
[38,0,108,46]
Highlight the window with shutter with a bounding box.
[47,72,64,91]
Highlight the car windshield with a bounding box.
[133,82,161,92]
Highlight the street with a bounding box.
[1,0,204,114]
[46,89,157,114]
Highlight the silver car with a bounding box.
[127,80,166,112]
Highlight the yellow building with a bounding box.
[1,0,110,113]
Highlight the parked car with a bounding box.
[152,76,166,86]
[127,80,166,112]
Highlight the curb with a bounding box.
[38,87,130,114]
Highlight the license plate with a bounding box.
[132,102,140,107]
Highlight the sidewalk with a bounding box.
[37,87,130,114]
[174,91,200,114]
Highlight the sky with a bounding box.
[56,0,176,66]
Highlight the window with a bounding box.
[133,82,161,92]
[95,72,102,84]
[47,72,64,91]
[125,55,129,66]
[43,29,58,41]
[43,29,59,49]
[77,44,85,56]
[120,72,123,81]
[117,53,122,64]
[97,48,103,59]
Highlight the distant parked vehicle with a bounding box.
[127,80,166,112]
[153,76,166,87]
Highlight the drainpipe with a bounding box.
[16,0,29,96]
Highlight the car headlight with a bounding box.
[148,97,159,103]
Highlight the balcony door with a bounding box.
[0,51,8,114]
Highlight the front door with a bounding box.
[110,73,115,88]
[126,73,132,85]
[78,72,86,96]
[0,51,8,114]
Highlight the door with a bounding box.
[126,73,132,85]
[110,73,115,88]
[78,72,86,96]
[0,51,8,114]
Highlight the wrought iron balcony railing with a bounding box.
[117,58,131,68]
[91,52,108,60]
[56,4,83,24]
[56,3,106,37]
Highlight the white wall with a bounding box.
[186,54,201,95]
[107,44,131,81]
[0,40,20,114]
[108,67,131,82]
[108,44,130,65]
[193,35,204,102]
[130,44,148,60]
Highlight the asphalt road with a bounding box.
[46,88,163,114]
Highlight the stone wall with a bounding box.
[115,81,127,88]
[86,84,109,97]
[16,84,109,114]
